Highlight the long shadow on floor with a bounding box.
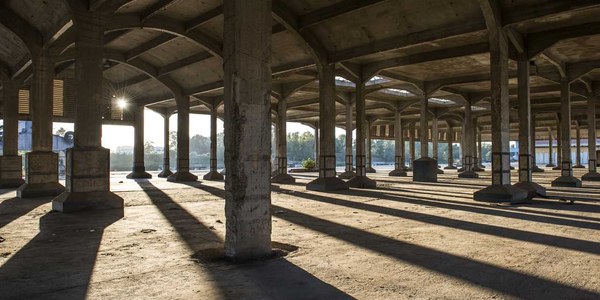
[0,196,50,229]
[272,204,599,299]
[272,187,600,255]
[136,180,352,299]
[0,208,123,300]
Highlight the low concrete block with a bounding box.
[347,176,376,188]
[306,177,348,191]
[0,155,24,188]
[413,157,438,182]
[167,171,198,182]
[474,184,529,203]
[17,182,65,198]
[582,172,600,181]
[551,175,582,187]
[203,170,224,181]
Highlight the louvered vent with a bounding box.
[53,79,64,116]
[18,89,29,114]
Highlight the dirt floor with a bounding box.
[0,167,599,299]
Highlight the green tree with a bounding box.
[144,141,155,154]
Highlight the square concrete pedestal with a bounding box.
[17,151,65,198]
[270,173,295,184]
[167,171,199,182]
[347,175,376,188]
[388,168,407,176]
[551,176,582,187]
[204,170,224,181]
[306,177,348,191]
[52,147,123,212]
[474,184,528,203]
[0,155,25,188]
[412,157,438,182]
[582,172,600,181]
[513,181,547,199]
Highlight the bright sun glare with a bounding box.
[116,98,127,109]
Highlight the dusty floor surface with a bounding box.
[0,168,599,299]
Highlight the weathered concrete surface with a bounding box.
[413,157,438,183]
[167,96,198,183]
[0,169,599,299]
[0,156,24,188]
[127,106,152,179]
[17,152,65,198]
[157,113,173,178]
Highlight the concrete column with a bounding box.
[432,116,444,174]
[476,126,485,170]
[413,93,437,182]
[389,109,407,176]
[52,11,124,211]
[17,49,65,198]
[473,121,484,172]
[574,121,584,168]
[474,21,527,202]
[531,114,544,172]
[223,0,272,261]
[271,97,294,183]
[127,105,152,179]
[583,94,600,180]
[0,80,25,187]
[546,128,555,167]
[365,118,376,173]
[408,122,415,171]
[444,125,457,169]
[347,80,376,187]
[167,96,198,182]
[339,100,356,179]
[157,113,173,178]
[554,119,563,170]
[314,122,319,170]
[552,80,581,187]
[203,105,224,181]
[459,103,478,178]
[514,58,545,197]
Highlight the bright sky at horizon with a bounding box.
[51,108,344,152]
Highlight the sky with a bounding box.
[52,108,345,152]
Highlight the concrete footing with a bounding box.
[532,166,544,173]
[474,184,529,203]
[436,168,444,174]
[306,177,348,191]
[444,165,457,170]
[388,168,407,176]
[552,166,562,170]
[271,173,295,184]
[17,151,65,198]
[126,169,152,179]
[412,157,437,182]
[551,175,582,187]
[582,171,600,181]
[157,169,173,178]
[346,176,376,188]
[203,170,224,181]
[513,181,547,199]
[473,166,485,172]
[338,171,356,179]
[457,167,465,172]
[458,170,479,178]
[366,167,376,173]
[167,171,198,182]
[52,191,124,212]
[546,163,556,168]
[0,156,24,188]
[573,164,585,169]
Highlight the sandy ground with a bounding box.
[0,168,599,299]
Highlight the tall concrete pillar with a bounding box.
[339,100,356,179]
[459,103,478,178]
[474,13,527,202]
[157,112,173,178]
[365,118,376,173]
[531,114,544,172]
[17,49,65,198]
[475,126,485,170]
[0,80,25,187]
[574,121,584,168]
[432,116,444,174]
[444,125,457,169]
[473,121,484,172]
[553,117,563,170]
[127,105,152,179]
[52,10,124,211]
[271,96,294,183]
[514,57,545,197]
[306,62,347,191]
[348,80,376,187]
[203,105,224,181]
[389,109,407,176]
[408,122,415,171]
[223,0,272,261]
[413,93,437,182]
[313,122,319,170]
[583,94,600,180]
[551,80,581,187]
[546,128,555,167]
[167,96,198,182]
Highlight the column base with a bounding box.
[473,184,529,203]
[513,181,547,199]
[444,165,457,170]
[457,167,465,172]
[203,170,224,181]
[347,176,376,188]
[473,165,485,172]
[338,171,356,179]
[0,155,24,188]
[573,164,585,168]
[17,182,65,198]
[412,157,438,182]
[406,167,413,171]
[436,168,445,174]
[271,173,295,184]
[306,177,348,192]
[458,170,479,178]
[551,175,582,187]
[167,171,198,182]
[582,171,600,181]
[126,171,152,179]
[532,165,545,173]
[52,191,124,213]
[546,163,556,168]
[220,169,226,175]
[366,167,376,173]
[388,169,407,176]
[510,166,516,170]
[552,166,562,170]
[271,169,279,177]
[157,169,173,178]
